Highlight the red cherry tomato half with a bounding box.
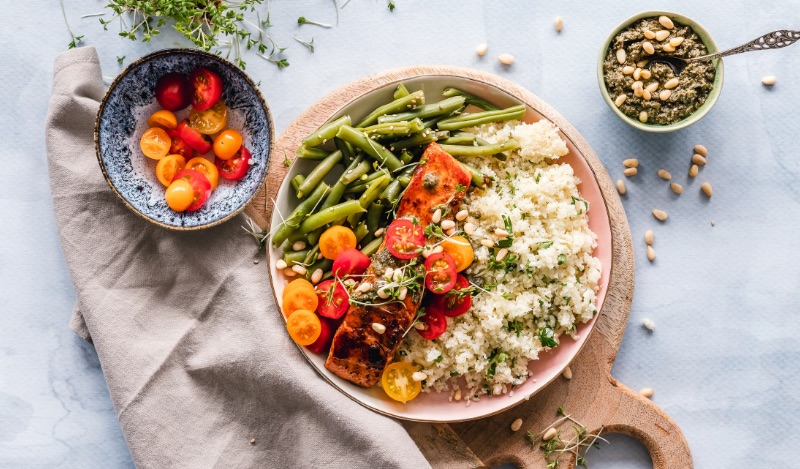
[315,280,350,319]
[189,67,223,111]
[215,146,252,181]
[417,305,447,340]
[178,120,213,154]
[424,252,457,294]
[332,248,371,278]
[430,274,471,317]
[170,169,212,211]
[155,72,191,112]
[166,128,195,159]
[306,315,337,354]
[385,218,424,260]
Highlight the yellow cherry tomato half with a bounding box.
[164,179,195,212]
[140,127,172,160]
[146,109,178,130]
[286,309,322,346]
[441,235,474,272]
[184,157,219,190]
[319,226,358,260]
[188,100,227,135]
[155,154,186,187]
[283,278,315,302]
[381,362,422,403]
[213,129,243,160]
[283,285,319,317]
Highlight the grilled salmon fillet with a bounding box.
[325,143,472,387]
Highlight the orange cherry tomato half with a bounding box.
[188,100,228,135]
[385,218,424,260]
[155,154,186,187]
[283,278,315,301]
[381,362,422,403]
[440,235,474,272]
[319,226,358,260]
[189,67,223,111]
[215,146,252,181]
[286,309,322,346]
[178,120,213,154]
[169,169,211,212]
[165,179,195,212]
[184,157,219,190]
[147,109,178,130]
[139,127,172,160]
[283,285,319,317]
[213,129,243,160]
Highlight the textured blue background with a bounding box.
[3,1,799,467]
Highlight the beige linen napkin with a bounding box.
[46,46,431,469]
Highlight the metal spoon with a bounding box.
[649,29,800,75]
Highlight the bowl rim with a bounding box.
[596,10,725,133]
[93,48,275,231]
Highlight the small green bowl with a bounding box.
[597,11,724,133]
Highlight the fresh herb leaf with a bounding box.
[507,320,524,337]
[557,253,567,265]
[455,183,466,193]
[539,240,553,250]
[538,327,557,348]
[434,355,444,363]
[116,55,125,65]
[387,0,396,11]
[495,215,514,248]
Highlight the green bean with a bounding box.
[303,244,320,265]
[356,90,425,127]
[476,136,508,161]
[400,150,414,164]
[361,118,424,137]
[296,145,331,160]
[436,104,526,131]
[398,175,411,187]
[364,168,391,183]
[362,202,384,245]
[442,87,499,111]
[344,168,391,194]
[353,222,369,242]
[439,140,519,157]
[304,259,332,279]
[286,230,310,245]
[393,83,410,99]
[344,182,368,194]
[282,249,310,266]
[308,229,322,246]
[296,150,342,198]
[335,125,403,172]
[335,137,356,166]
[271,183,331,247]
[440,132,477,145]
[390,130,437,149]
[321,155,366,210]
[377,96,466,124]
[321,270,334,281]
[458,161,488,187]
[360,236,384,257]
[302,115,352,148]
[340,159,372,185]
[380,179,402,204]
[291,174,305,193]
[349,175,390,225]
[298,200,366,235]
[421,115,447,129]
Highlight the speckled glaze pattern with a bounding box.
[95,49,273,230]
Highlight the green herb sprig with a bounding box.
[527,407,608,467]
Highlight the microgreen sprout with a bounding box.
[257,53,290,69]
[388,0,396,11]
[116,55,125,65]
[293,36,315,53]
[61,0,84,49]
[297,17,332,28]
[527,407,609,467]
[242,217,269,251]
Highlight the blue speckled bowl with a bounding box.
[95,49,273,230]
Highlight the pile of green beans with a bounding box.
[273,84,527,281]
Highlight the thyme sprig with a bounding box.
[527,407,609,467]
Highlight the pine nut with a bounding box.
[615,94,627,107]
[623,158,639,168]
[292,265,307,275]
[441,219,455,230]
[432,245,443,254]
[445,228,456,237]
[657,169,671,180]
[562,366,573,380]
[670,182,683,194]
[284,267,297,277]
[292,240,307,251]
[372,323,386,334]
[498,53,514,65]
[494,228,510,238]
[633,87,644,98]
[643,29,656,40]
[639,111,648,123]
[642,41,655,55]
[642,90,652,101]
[384,267,394,279]
[631,80,643,90]
[659,89,672,100]
[554,16,563,32]
[701,182,713,197]
[664,77,680,89]
[481,239,494,248]
[412,371,427,382]
[659,16,674,29]
[655,30,670,41]
[276,259,287,270]
[622,65,635,74]
[456,209,468,221]
[373,228,385,237]
[643,318,655,331]
[454,388,462,401]
[543,428,558,441]
[639,387,655,398]
[633,68,642,80]
[646,245,656,261]
[393,269,403,282]
[475,43,488,56]
[692,154,707,166]
[641,69,652,80]
[637,59,649,68]
[511,418,523,432]
[644,230,654,245]
[616,48,626,64]
[694,144,708,156]
[356,282,372,294]
[662,43,676,53]
[616,179,627,195]
[496,248,508,261]
[670,37,685,47]
[652,209,668,221]
[398,286,408,301]
[377,288,389,299]
[311,269,323,284]
[464,222,475,235]
[646,82,658,92]
[431,208,442,224]
[624,167,638,177]
[762,75,777,85]
[689,164,699,177]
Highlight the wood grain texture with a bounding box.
[246,66,692,469]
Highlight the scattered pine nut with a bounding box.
[633,87,644,98]
[498,53,515,65]
[616,48,627,64]
[623,158,639,168]
[655,30,670,41]
[496,248,509,262]
[372,323,387,334]
[692,154,707,166]
[292,265,307,275]
[554,16,563,32]
[412,371,427,381]
[688,164,699,177]
[373,227,385,237]
[639,387,655,398]
[642,41,655,55]
[642,89,652,101]
[664,77,680,89]
[659,89,672,101]
[377,288,390,299]
[645,82,659,93]
[616,179,627,195]
[494,228,510,238]
[631,80,643,90]
[398,286,408,301]
[475,43,488,56]
[646,245,656,261]
[311,269,323,284]
[762,75,777,86]
[480,239,494,248]
[431,208,442,224]
[624,167,638,177]
[432,245,444,254]
[637,59,649,68]
[644,230,654,245]
[250,438,256,445]
[284,267,297,277]
[615,94,627,107]
[622,66,635,75]
[641,69,652,80]
[694,144,708,156]
[659,15,674,29]
[276,259,288,270]
[543,428,558,441]
[657,169,672,180]
[454,388,462,401]
[643,29,656,40]
[633,68,642,80]
[711,220,717,226]
[562,366,573,380]
[455,209,469,221]
[253,259,259,264]
[511,418,523,432]
[643,318,655,331]
[441,219,456,230]
[670,37,685,47]
[463,222,475,235]
[639,111,648,123]
[662,43,676,53]
[670,182,683,195]
[701,182,713,197]
[652,209,668,221]
[292,240,307,251]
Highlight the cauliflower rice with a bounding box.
[399,119,601,399]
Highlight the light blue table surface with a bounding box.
[3,0,800,467]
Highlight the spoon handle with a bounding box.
[691,29,800,61]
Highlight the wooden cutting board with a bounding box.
[244,66,692,469]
